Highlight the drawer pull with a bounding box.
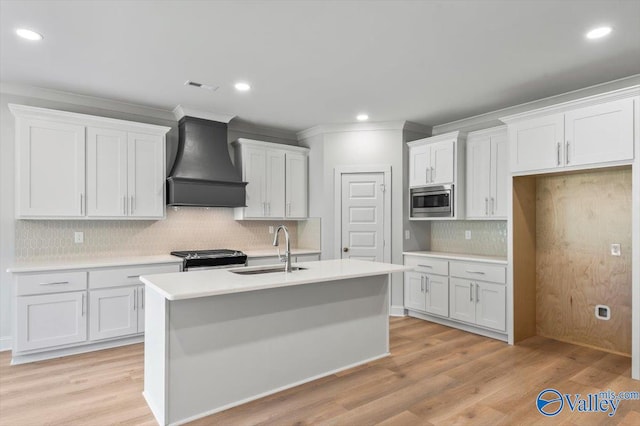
[39,281,70,286]
[127,275,141,279]
[417,264,433,268]
[465,270,485,275]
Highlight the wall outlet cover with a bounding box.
[268,226,274,234]
[595,304,611,320]
[405,230,410,240]
[74,231,84,244]
[610,243,621,256]
[465,230,471,240]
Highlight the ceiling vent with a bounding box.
[184,80,218,91]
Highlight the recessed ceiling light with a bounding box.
[586,26,612,40]
[16,28,43,41]
[234,82,251,92]
[356,114,369,121]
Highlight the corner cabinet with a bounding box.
[465,126,508,219]
[9,104,170,219]
[233,138,309,220]
[503,93,637,175]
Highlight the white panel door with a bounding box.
[89,287,138,341]
[266,150,286,218]
[565,98,634,167]
[409,144,429,187]
[465,136,492,218]
[341,173,385,261]
[490,133,509,218]
[509,114,564,173]
[449,278,475,323]
[16,292,87,352]
[475,282,506,331]
[425,274,449,317]
[17,118,85,217]
[430,140,455,185]
[285,152,307,218]
[243,147,267,217]
[404,271,426,311]
[86,127,128,217]
[127,132,164,218]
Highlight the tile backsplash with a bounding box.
[15,207,312,262]
[430,220,507,257]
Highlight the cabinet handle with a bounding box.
[123,196,127,215]
[127,275,140,279]
[425,167,430,183]
[465,270,485,275]
[81,293,85,316]
[130,196,135,215]
[425,276,429,293]
[268,202,271,216]
[80,193,84,215]
[485,197,489,215]
[431,167,435,183]
[417,264,433,268]
[557,142,561,166]
[286,202,291,216]
[141,287,144,309]
[566,140,570,164]
[469,283,473,302]
[491,197,495,216]
[39,281,69,286]
[133,290,137,311]
[420,276,424,292]
[476,284,480,303]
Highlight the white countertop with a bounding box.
[7,255,183,273]
[243,248,321,258]
[141,259,410,301]
[402,251,507,265]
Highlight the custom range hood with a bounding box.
[167,106,247,207]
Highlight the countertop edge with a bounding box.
[7,255,184,273]
[402,251,507,265]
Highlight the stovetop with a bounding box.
[171,249,245,260]
[171,249,248,270]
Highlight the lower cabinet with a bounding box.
[89,286,144,341]
[450,278,506,331]
[404,271,448,317]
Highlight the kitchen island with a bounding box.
[140,259,409,426]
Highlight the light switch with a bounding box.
[465,230,471,240]
[610,243,621,256]
[74,231,84,244]
[405,230,410,240]
[268,226,274,234]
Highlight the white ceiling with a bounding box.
[1,0,639,132]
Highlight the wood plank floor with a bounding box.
[1,317,639,425]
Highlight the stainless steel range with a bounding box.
[171,249,247,271]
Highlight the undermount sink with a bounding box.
[230,266,307,275]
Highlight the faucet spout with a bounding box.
[272,225,292,272]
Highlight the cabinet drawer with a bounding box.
[16,271,87,296]
[403,256,448,276]
[450,261,506,284]
[89,264,180,289]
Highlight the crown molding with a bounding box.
[172,104,235,123]
[466,125,507,138]
[297,120,431,140]
[228,119,298,142]
[233,138,309,153]
[406,130,465,147]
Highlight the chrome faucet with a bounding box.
[272,225,292,272]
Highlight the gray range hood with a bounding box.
[167,114,247,207]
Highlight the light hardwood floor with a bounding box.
[1,317,639,425]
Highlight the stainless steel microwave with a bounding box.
[410,185,454,218]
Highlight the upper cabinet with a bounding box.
[503,92,637,174]
[10,105,170,220]
[233,139,309,220]
[408,137,456,187]
[466,126,508,219]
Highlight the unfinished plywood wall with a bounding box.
[536,167,632,356]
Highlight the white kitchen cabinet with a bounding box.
[16,291,87,352]
[449,278,505,332]
[234,139,309,220]
[404,271,427,312]
[403,256,449,317]
[466,127,508,219]
[15,117,86,218]
[408,137,455,187]
[10,104,170,219]
[89,287,137,340]
[449,278,476,324]
[505,95,636,174]
[408,144,429,187]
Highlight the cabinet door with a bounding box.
[243,147,267,217]
[265,150,286,217]
[490,134,508,218]
[409,144,429,187]
[425,274,449,317]
[475,282,506,331]
[86,127,128,217]
[16,292,87,352]
[465,136,492,218]
[285,152,307,218]
[127,132,164,218]
[16,118,86,217]
[509,114,564,173]
[89,287,138,341]
[565,98,634,167]
[430,140,455,185]
[404,271,426,312]
[449,278,475,323]
[137,286,145,333]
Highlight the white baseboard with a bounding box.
[0,336,12,352]
[389,305,406,317]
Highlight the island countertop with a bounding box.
[140,259,410,301]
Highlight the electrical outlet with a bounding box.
[268,226,274,234]
[404,230,410,240]
[610,243,621,256]
[465,230,471,240]
[74,231,84,244]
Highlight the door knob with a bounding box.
[343,247,349,252]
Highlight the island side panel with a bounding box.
[143,286,168,426]
[166,275,389,425]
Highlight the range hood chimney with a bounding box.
[167,106,247,207]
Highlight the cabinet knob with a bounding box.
[343,247,349,252]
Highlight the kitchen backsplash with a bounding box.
[15,208,319,262]
[430,220,507,257]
